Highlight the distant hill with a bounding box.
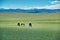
[0,9,60,13]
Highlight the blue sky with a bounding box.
[0,0,60,9]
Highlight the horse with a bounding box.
[17,23,20,26]
[29,23,32,27]
[21,23,25,26]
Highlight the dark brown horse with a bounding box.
[29,23,32,27]
[17,23,20,26]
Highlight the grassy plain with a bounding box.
[0,12,60,40]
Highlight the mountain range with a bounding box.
[0,9,60,13]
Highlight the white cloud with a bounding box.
[45,0,60,9]
[34,5,60,9]
[43,4,60,9]
[35,0,60,9]
[51,0,60,4]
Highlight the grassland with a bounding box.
[0,12,60,40]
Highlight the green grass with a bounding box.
[0,12,60,40]
[0,27,60,40]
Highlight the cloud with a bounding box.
[44,4,60,9]
[34,4,60,9]
[46,0,60,9]
[51,0,60,4]
[35,0,60,9]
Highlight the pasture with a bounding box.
[0,12,60,40]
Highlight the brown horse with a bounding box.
[17,23,20,26]
[21,23,25,26]
[29,23,32,27]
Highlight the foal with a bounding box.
[21,23,25,26]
